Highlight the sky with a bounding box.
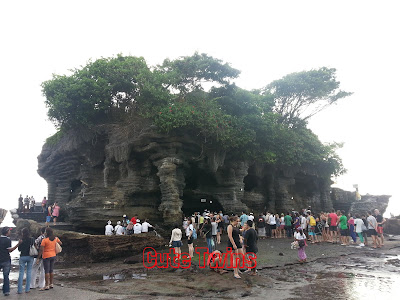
[0,0,398,216]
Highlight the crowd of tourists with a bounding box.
[17,195,61,225]
[17,195,37,213]
[104,215,154,236]
[168,207,386,279]
[0,226,62,296]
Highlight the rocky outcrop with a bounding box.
[384,218,400,235]
[330,188,391,216]
[37,122,390,233]
[14,219,165,262]
[0,208,7,224]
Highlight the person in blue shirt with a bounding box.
[240,212,248,227]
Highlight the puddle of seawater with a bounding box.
[289,253,400,298]
[63,273,147,282]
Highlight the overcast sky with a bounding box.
[0,0,398,216]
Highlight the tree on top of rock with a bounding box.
[263,67,353,125]
[157,52,241,96]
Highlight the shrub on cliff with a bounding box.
[42,53,350,177]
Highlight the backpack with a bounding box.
[192,228,197,239]
[309,216,316,226]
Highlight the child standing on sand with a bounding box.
[294,227,307,263]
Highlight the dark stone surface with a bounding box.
[14,219,165,263]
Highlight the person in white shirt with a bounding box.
[248,213,254,221]
[354,215,365,246]
[367,211,380,248]
[133,222,142,234]
[185,219,194,258]
[269,213,277,238]
[182,218,188,231]
[141,220,153,233]
[115,221,124,235]
[300,214,307,230]
[105,221,114,236]
[294,227,307,262]
[169,224,182,258]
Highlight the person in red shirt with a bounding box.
[328,209,339,243]
[130,216,137,225]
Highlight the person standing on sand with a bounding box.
[169,224,182,262]
[284,212,293,238]
[257,214,266,239]
[203,218,213,253]
[227,215,243,279]
[52,203,60,225]
[348,214,357,244]
[328,209,339,243]
[0,227,21,296]
[339,211,349,246]
[216,214,223,244]
[294,227,307,263]
[306,212,316,244]
[211,217,218,248]
[185,218,194,258]
[354,214,365,246]
[367,211,381,248]
[36,227,62,291]
[361,214,369,246]
[374,209,386,246]
[243,220,258,276]
[240,212,248,227]
[17,228,34,294]
[30,227,46,290]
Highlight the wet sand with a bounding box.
[4,236,400,299]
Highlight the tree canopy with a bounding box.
[263,67,352,125]
[42,53,350,177]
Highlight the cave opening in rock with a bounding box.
[182,192,223,216]
[68,179,82,202]
[182,164,223,215]
[243,174,259,192]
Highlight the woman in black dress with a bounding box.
[227,215,243,279]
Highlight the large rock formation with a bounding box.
[330,188,391,216]
[14,219,165,262]
[0,208,7,224]
[37,122,390,233]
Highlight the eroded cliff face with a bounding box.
[38,122,384,233]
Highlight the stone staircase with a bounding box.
[18,212,47,223]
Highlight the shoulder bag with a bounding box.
[55,238,62,254]
[29,238,38,257]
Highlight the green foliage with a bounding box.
[264,67,353,124]
[42,55,169,129]
[45,129,65,146]
[42,54,349,177]
[157,52,240,95]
